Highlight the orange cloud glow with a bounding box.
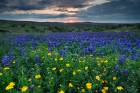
[5,7,78,15]
[47,17,83,23]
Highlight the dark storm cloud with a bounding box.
[0,0,7,9]
[0,0,46,10]
[87,0,140,15]
[77,0,140,22]
[0,0,95,11]
[1,0,105,17]
[0,0,140,22]
[1,0,111,16]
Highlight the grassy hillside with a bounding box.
[0,20,140,33]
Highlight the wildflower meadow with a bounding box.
[0,32,140,93]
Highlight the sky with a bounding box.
[0,0,140,23]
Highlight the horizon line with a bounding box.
[0,19,140,24]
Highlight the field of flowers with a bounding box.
[0,32,140,93]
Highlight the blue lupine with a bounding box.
[119,55,126,65]
[130,54,138,61]
[60,50,66,57]
[123,69,129,76]
[48,47,52,52]
[32,40,38,49]
[34,55,41,63]
[114,64,119,71]
[2,55,10,65]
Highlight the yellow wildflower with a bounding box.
[101,87,108,93]
[66,63,71,67]
[12,60,16,64]
[58,90,65,93]
[85,67,88,70]
[48,52,52,56]
[96,57,100,60]
[116,86,124,91]
[101,60,104,63]
[104,87,108,90]
[3,67,10,71]
[0,72,3,76]
[96,76,100,81]
[81,88,85,93]
[102,80,108,84]
[55,58,58,61]
[20,86,28,92]
[113,77,117,81]
[52,67,56,71]
[77,69,81,72]
[35,74,41,79]
[68,83,73,88]
[72,71,76,75]
[86,82,92,90]
[59,57,64,61]
[28,78,32,82]
[5,82,15,90]
[59,68,64,72]
[104,60,108,64]
[101,89,106,93]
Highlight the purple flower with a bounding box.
[48,47,52,52]
[123,69,129,76]
[2,55,10,65]
[32,40,38,49]
[60,50,66,57]
[130,55,138,61]
[34,55,41,63]
[119,55,126,65]
[114,64,119,71]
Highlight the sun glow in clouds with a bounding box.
[47,17,83,23]
[11,17,83,23]
[3,0,110,16]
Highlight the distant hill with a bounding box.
[0,20,140,33]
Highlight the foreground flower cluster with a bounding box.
[0,32,140,93]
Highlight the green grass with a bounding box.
[0,32,140,93]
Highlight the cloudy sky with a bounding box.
[0,0,140,23]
